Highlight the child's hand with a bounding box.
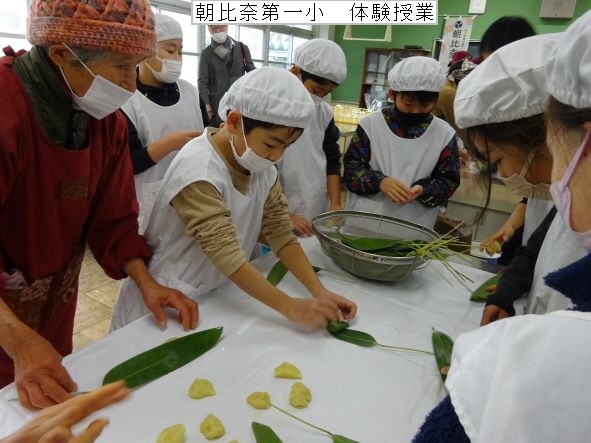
[284,291,357,330]
[290,214,314,237]
[407,184,423,202]
[379,177,413,203]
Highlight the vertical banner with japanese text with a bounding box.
[439,16,475,67]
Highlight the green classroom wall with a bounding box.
[331,0,591,104]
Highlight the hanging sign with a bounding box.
[439,15,475,67]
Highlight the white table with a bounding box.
[0,237,492,442]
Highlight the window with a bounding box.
[1,1,315,88]
[0,2,30,53]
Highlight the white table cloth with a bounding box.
[0,237,492,442]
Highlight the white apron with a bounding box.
[277,99,333,221]
[111,133,275,330]
[122,80,204,233]
[521,197,553,245]
[346,111,455,229]
[523,213,587,314]
[446,310,591,443]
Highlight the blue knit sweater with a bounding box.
[413,253,591,442]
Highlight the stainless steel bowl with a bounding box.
[311,210,440,282]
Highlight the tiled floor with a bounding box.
[73,250,121,351]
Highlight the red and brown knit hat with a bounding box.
[27,0,156,58]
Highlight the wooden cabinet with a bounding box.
[359,47,430,108]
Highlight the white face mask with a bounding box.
[229,119,276,173]
[211,31,228,44]
[60,44,134,120]
[148,57,182,84]
[501,149,552,200]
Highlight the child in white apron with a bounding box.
[111,67,357,331]
[343,56,460,229]
[277,39,347,236]
[122,13,204,233]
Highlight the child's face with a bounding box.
[301,78,336,99]
[394,94,434,114]
[471,131,541,182]
[241,125,303,162]
[157,39,183,61]
[143,39,182,73]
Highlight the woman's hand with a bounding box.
[3,382,130,443]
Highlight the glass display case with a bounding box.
[359,47,430,108]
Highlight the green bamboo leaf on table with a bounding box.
[252,421,284,443]
[267,260,322,286]
[250,398,360,443]
[327,321,432,354]
[432,329,454,382]
[470,274,501,302]
[102,326,223,389]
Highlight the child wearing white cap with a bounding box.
[112,67,357,331]
[414,11,591,442]
[122,13,204,233]
[343,56,460,229]
[452,33,585,324]
[277,38,348,236]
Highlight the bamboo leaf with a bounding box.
[267,260,288,286]
[102,327,223,389]
[470,274,501,302]
[333,435,361,443]
[432,329,454,382]
[252,421,284,443]
[327,320,350,334]
[329,328,378,347]
[267,260,321,286]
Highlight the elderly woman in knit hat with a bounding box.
[0,0,198,409]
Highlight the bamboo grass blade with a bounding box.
[432,329,454,382]
[329,328,378,347]
[471,274,501,302]
[102,327,223,388]
[267,260,322,286]
[252,421,284,443]
[267,260,288,286]
[333,435,361,443]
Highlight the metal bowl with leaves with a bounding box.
[311,210,440,282]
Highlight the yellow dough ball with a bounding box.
[156,423,186,443]
[200,413,226,440]
[274,362,302,379]
[189,378,216,399]
[289,382,312,408]
[246,391,271,409]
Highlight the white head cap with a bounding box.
[387,56,446,92]
[154,13,182,42]
[293,39,347,84]
[546,10,591,109]
[454,34,557,129]
[218,67,315,128]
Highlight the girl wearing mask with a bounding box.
[343,56,461,230]
[413,12,591,442]
[453,34,585,324]
[0,0,197,409]
[122,14,204,234]
[111,67,357,331]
